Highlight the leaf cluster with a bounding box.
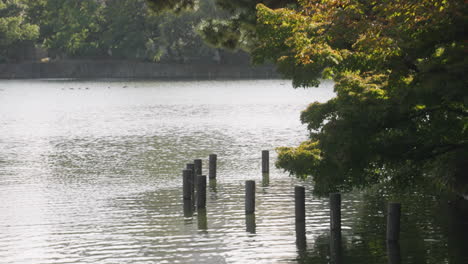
[0,0,39,61]
[254,0,468,196]
[147,0,298,51]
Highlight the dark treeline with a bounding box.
[0,0,248,64]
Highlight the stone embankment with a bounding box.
[0,60,280,79]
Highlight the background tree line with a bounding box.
[0,0,248,63]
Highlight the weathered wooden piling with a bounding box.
[186,163,194,170]
[295,186,306,223]
[209,179,217,193]
[194,159,202,176]
[262,173,270,187]
[330,229,343,264]
[183,199,193,217]
[261,150,269,173]
[197,208,208,230]
[197,175,207,209]
[295,219,307,251]
[209,154,217,179]
[245,180,256,214]
[329,192,343,264]
[387,241,401,264]
[245,214,257,234]
[246,213,256,234]
[182,169,192,200]
[295,186,307,251]
[330,193,341,232]
[387,203,401,242]
[186,163,195,196]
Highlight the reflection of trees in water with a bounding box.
[297,189,468,264]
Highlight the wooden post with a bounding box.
[387,241,401,264]
[329,193,343,264]
[183,199,193,217]
[262,173,270,187]
[330,229,343,264]
[245,180,256,214]
[182,169,192,200]
[330,193,341,232]
[295,186,307,251]
[246,213,256,234]
[197,175,207,209]
[197,208,208,230]
[209,154,217,179]
[295,219,307,252]
[387,203,401,242]
[186,163,195,197]
[261,150,269,173]
[295,186,306,223]
[194,159,202,176]
[209,179,217,193]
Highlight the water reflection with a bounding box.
[294,188,468,264]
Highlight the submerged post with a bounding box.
[194,159,202,176]
[329,193,343,264]
[387,203,401,242]
[186,163,195,171]
[295,186,307,251]
[295,217,307,252]
[197,175,207,209]
[330,229,343,264]
[262,173,270,187]
[197,208,208,231]
[245,180,256,214]
[246,213,256,234]
[183,199,193,217]
[209,154,217,179]
[261,150,269,173]
[186,163,195,196]
[182,169,192,200]
[387,241,402,264]
[330,193,341,232]
[295,186,306,223]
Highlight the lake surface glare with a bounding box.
[0,80,465,264]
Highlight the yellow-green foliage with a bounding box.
[0,0,39,61]
[259,0,467,196]
[276,140,322,179]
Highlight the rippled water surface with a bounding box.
[0,79,465,264]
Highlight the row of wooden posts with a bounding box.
[181,150,402,243]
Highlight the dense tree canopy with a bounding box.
[0,0,39,62]
[147,0,297,51]
[252,0,467,196]
[40,0,104,57]
[0,0,228,62]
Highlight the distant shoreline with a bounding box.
[0,60,280,79]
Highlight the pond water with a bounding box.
[0,79,466,264]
